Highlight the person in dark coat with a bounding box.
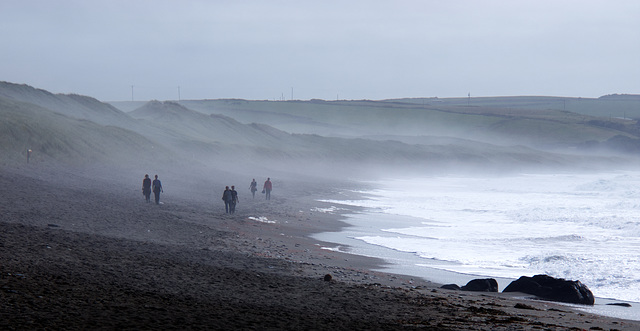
[142,174,152,202]
[152,175,163,205]
[249,179,257,198]
[222,186,233,213]
[230,185,239,214]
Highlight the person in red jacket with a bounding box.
[263,178,272,200]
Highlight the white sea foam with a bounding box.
[248,216,276,224]
[310,206,345,214]
[317,172,640,305]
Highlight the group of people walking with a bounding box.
[250,178,272,200]
[224,178,272,213]
[142,174,163,204]
[142,175,272,212]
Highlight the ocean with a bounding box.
[314,171,640,319]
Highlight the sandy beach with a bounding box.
[2,163,639,330]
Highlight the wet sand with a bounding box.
[1,164,639,330]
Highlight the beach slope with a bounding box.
[1,165,638,330]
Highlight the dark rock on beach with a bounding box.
[461,278,499,292]
[503,274,595,305]
[441,278,498,292]
[440,284,461,291]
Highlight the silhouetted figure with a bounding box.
[27,149,32,163]
[152,175,163,205]
[263,178,272,200]
[222,186,233,213]
[230,186,239,214]
[249,179,257,198]
[142,174,152,203]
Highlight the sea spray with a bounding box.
[317,172,640,304]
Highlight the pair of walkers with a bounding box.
[222,186,239,214]
[249,178,272,200]
[142,174,163,204]
[225,178,271,213]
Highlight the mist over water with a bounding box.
[319,171,640,304]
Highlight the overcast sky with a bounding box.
[1,0,639,101]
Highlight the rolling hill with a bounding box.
[0,81,134,129]
[3,81,640,178]
[0,96,173,168]
[129,100,292,147]
[167,98,640,150]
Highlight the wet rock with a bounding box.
[440,284,461,291]
[440,278,498,292]
[503,274,595,305]
[461,278,498,292]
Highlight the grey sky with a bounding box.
[1,0,638,101]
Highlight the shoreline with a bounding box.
[2,164,640,329]
[313,184,640,322]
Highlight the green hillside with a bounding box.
[129,100,293,147]
[0,81,134,128]
[3,81,639,176]
[0,97,173,167]
[173,98,639,149]
[391,95,640,119]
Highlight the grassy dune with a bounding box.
[3,81,640,176]
[0,97,172,167]
[177,98,640,149]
